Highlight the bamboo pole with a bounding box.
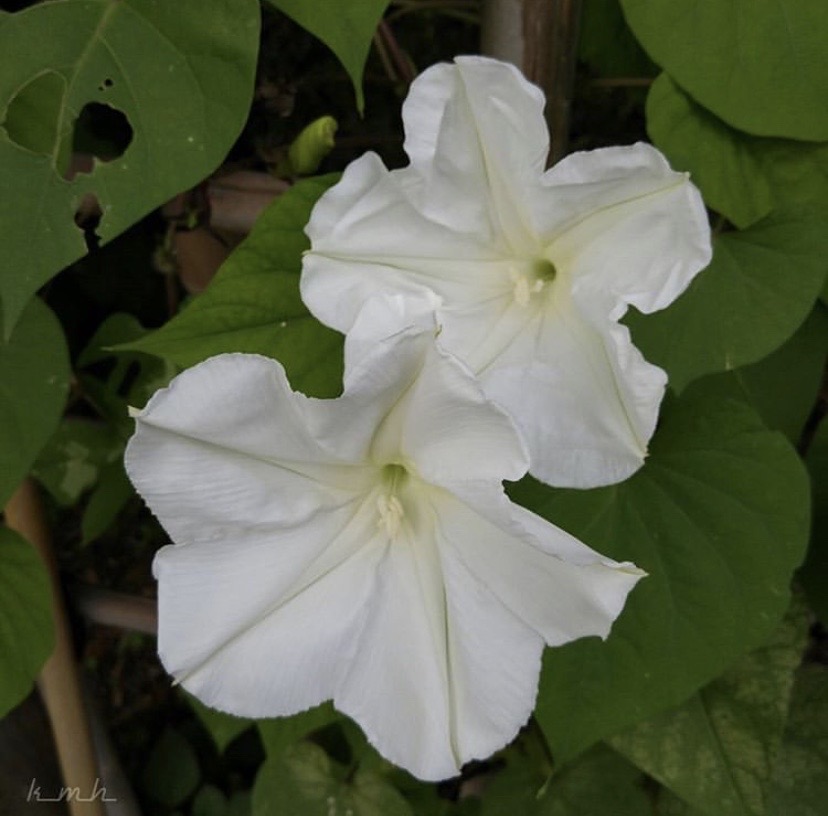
[4,479,106,816]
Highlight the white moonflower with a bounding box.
[125,313,643,781]
[301,56,712,489]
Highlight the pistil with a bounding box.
[509,259,556,308]
[376,463,409,539]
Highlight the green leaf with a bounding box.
[0,526,54,719]
[32,418,120,507]
[267,0,388,112]
[646,74,828,224]
[124,175,344,398]
[193,785,229,816]
[609,595,810,816]
[578,0,657,79]
[79,312,176,435]
[142,726,201,807]
[185,692,252,754]
[760,140,828,212]
[81,458,133,543]
[253,741,413,816]
[0,297,69,506]
[620,0,828,140]
[229,791,253,816]
[682,303,828,444]
[0,0,260,335]
[510,391,810,762]
[800,419,828,624]
[646,74,773,229]
[480,744,653,816]
[646,74,828,215]
[627,209,828,392]
[78,311,158,367]
[257,703,339,758]
[767,663,828,816]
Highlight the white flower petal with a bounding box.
[337,489,547,781]
[538,143,712,314]
[432,487,643,646]
[404,56,549,250]
[125,355,373,540]
[438,544,545,765]
[437,294,536,373]
[302,151,506,336]
[127,297,647,780]
[342,290,440,375]
[400,61,457,168]
[156,499,385,717]
[310,312,530,484]
[477,281,667,488]
[370,340,529,486]
[303,62,710,490]
[336,522,458,780]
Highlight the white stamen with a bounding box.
[510,267,545,307]
[377,494,405,538]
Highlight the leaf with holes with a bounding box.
[0,0,260,336]
[0,527,53,719]
[626,209,828,392]
[620,0,828,140]
[0,298,69,507]
[267,0,389,112]
[510,389,810,763]
[123,175,344,398]
[609,595,810,816]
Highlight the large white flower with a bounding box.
[125,313,643,781]
[301,56,712,489]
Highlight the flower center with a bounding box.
[509,258,557,307]
[376,463,409,539]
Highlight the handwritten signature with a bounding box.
[26,778,117,803]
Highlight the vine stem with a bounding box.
[377,19,417,86]
[4,479,105,816]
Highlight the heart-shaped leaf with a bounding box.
[621,0,828,140]
[124,175,344,398]
[512,389,810,762]
[0,0,260,334]
[627,209,828,392]
[609,596,809,816]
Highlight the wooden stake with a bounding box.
[5,480,106,816]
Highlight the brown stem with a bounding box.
[524,0,581,164]
[378,20,417,86]
[4,480,105,816]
